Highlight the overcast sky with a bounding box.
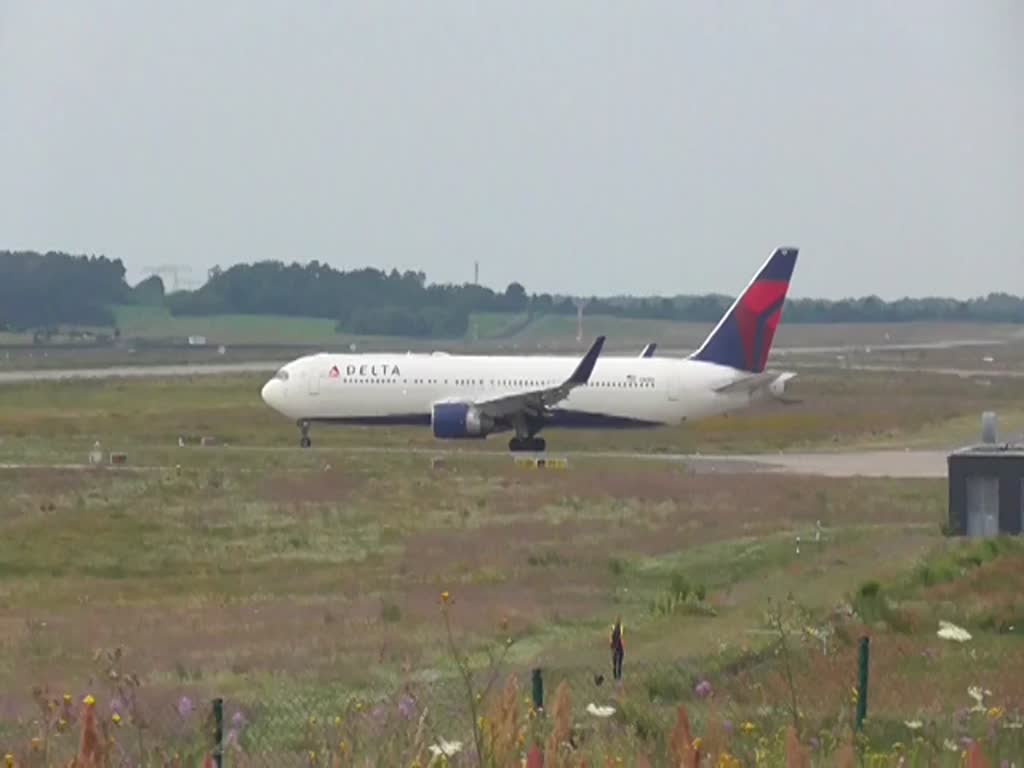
[1,2,1020,299]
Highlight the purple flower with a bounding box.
[694,680,713,699]
[177,696,194,719]
[225,728,240,748]
[721,719,733,735]
[809,737,820,751]
[960,736,974,749]
[109,698,124,716]
[231,711,248,729]
[371,704,387,724]
[398,694,417,719]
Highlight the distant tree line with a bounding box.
[3,251,1024,338]
[0,251,124,332]
[164,260,1024,335]
[166,261,532,338]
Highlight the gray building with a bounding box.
[947,432,1024,537]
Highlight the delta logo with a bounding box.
[327,362,402,378]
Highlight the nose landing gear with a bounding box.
[298,420,312,448]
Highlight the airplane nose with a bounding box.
[261,379,281,408]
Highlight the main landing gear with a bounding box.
[508,416,546,452]
[509,437,546,452]
[298,420,312,448]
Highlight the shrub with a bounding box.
[858,580,881,599]
[670,571,691,601]
[380,600,402,623]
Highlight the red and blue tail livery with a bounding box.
[689,247,798,374]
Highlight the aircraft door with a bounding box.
[667,374,681,401]
[308,371,321,396]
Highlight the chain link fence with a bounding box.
[0,645,802,766]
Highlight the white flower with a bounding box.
[586,703,616,718]
[904,720,923,730]
[937,621,971,642]
[943,739,959,752]
[1002,721,1023,730]
[429,740,463,757]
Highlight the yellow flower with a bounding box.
[4,754,13,768]
[112,713,122,726]
[83,694,96,707]
[441,591,451,604]
[741,721,757,734]
[334,715,342,726]
[988,707,1004,720]
[63,693,71,704]
[31,737,42,751]
[692,737,703,751]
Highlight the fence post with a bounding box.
[212,697,224,768]
[531,668,544,712]
[855,636,869,731]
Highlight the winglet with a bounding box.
[639,343,657,358]
[568,335,606,384]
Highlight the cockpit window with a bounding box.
[275,369,290,381]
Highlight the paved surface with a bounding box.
[687,449,949,478]
[0,361,281,383]
[0,447,950,478]
[789,362,1024,379]
[2,359,1022,387]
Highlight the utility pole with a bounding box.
[145,264,192,291]
[574,298,589,344]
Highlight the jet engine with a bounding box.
[431,402,495,439]
[768,373,799,403]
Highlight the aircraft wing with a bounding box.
[714,370,800,402]
[471,335,606,420]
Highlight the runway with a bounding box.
[0,361,280,383]
[0,355,1019,386]
[0,447,950,478]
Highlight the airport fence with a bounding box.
[9,637,1021,767]
[0,653,768,767]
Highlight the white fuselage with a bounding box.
[260,352,759,430]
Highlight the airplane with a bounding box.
[261,246,799,452]
[635,344,800,403]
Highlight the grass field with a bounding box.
[11,304,1020,353]
[112,305,342,345]
[1,367,1024,764]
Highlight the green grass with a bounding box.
[112,305,342,344]
[0,368,1022,756]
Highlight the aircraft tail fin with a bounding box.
[688,247,798,374]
